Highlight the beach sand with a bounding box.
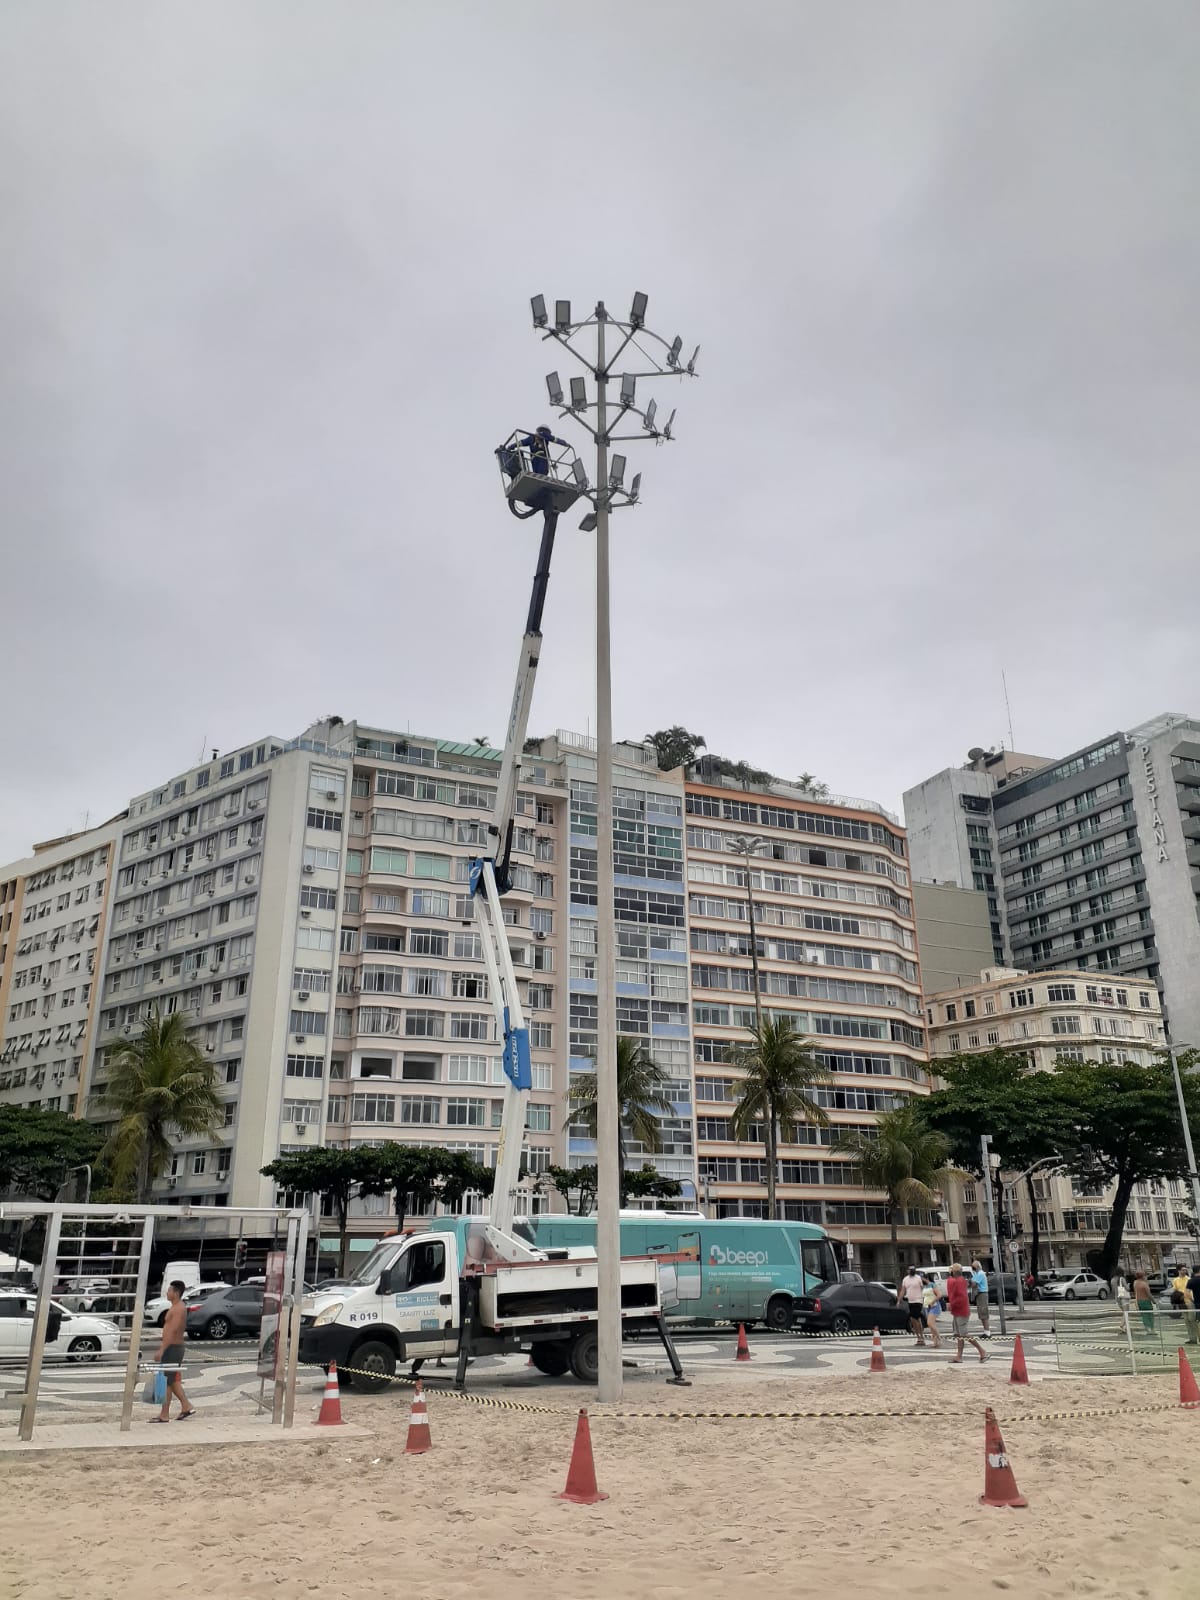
[1,1367,1193,1599]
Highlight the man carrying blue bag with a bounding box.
[148,1280,194,1422]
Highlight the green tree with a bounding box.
[0,1105,104,1200]
[835,1101,962,1276]
[568,1037,676,1205]
[1053,1053,1200,1282]
[646,726,706,772]
[923,1049,1070,1276]
[261,1147,373,1275]
[729,1016,830,1220]
[622,1165,683,1204]
[100,1008,222,1201]
[358,1144,495,1232]
[542,1164,598,1215]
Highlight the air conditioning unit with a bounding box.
[244,873,256,885]
[294,1032,306,1043]
[300,910,312,919]
[303,864,315,875]
[42,978,51,989]
[181,826,191,836]
[206,890,215,899]
[167,1176,177,1189]
[325,790,338,801]
[247,800,260,811]
[205,1043,215,1053]
[294,1121,309,1136]
[135,915,145,924]
[535,931,547,941]
[298,990,310,1001]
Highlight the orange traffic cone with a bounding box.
[404,1380,432,1454]
[556,1408,608,1504]
[1179,1347,1200,1407]
[1009,1334,1029,1386]
[979,1407,1028,1508]
[869,1327,886,1373]
[314,1363,344,1426]
[735,1323,751,1362]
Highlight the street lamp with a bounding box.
[725,835,766,1031]
[1165,1040,1200,1246]
[527,291,699,1401]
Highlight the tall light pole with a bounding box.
[528,292,698,1400]
[1165,1042,1200,1246]
[726,835,765,1031]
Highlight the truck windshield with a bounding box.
[350,1242,401,1286]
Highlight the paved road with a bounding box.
[0,1322,1061,1415]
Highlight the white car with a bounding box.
[145,1281,230,1327]
[1038,1270,1110,1301]
[0,1290,121,1362]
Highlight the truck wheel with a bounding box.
[764,1295,793,1331]
[529,1341,572,1377]
[345,1340,396,1393]
[569,1328,600,1383]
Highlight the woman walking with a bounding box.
[922,1274,943,1349]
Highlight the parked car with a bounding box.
[185,1284,265,1339]
[145,1281,230,1327]
[1039,1270,1110,1301]
[795,1280,911,1335]
[0,1290,120,1362]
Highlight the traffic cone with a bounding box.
[1178,1347,1200,1407]
[404,1379,432,1454]
[1009,1334,1029,1386]
[735,1323,751,1362]
[556,1408,608,1504]
[314,1363,344,1426]
[869,1327,886,1373]
[979,1407,1028,1508]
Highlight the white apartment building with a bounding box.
[0,818,125,1117]
[926,966,1194,1272]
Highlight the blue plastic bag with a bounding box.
[144,1369,167,1404]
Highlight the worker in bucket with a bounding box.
[521,423,568,476]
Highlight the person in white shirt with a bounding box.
[897,1266,927,1346]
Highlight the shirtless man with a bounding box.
[151,1280,194,1422]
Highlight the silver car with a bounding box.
[1039,1269,1110,1301]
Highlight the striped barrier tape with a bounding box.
[326,1363,1197,1424]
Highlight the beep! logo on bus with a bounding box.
[708,1244,769,1267]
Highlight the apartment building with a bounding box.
[683,772,937,1277]
[905,715,1200,1046]
[0,819,125,1116]
[926,965,1193,1272]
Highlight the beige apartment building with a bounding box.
[684,768,939,1278]
[926,966,1195,1272]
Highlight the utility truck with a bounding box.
[298,434,687,1392]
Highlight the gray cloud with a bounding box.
[2,1,1198,856]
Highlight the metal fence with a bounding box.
[1054,1301,1200,1375]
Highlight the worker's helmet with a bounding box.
[537,424,553,437]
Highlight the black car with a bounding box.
[184,1284,265,1340]
[795,1280,910,1335]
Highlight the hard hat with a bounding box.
[537,424,553,437]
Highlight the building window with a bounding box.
[944,1003,957,1022]
[286,1054,324,1078]
[446,1097,486,1127]
[525,1103,552,1132]
[1047,983,1077,1003]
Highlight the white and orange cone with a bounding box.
[980,1407,1028,1508]
[404,1379,432,1455]
[314,1362,344,1426]
[869,1327,887,1373]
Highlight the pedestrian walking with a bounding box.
[971,1259,991,1336]
[150,1280,194,1424]
[921,1275,943,1349]
[1133,1269,1155,1335]
[897,1264,928,1346]
[1186,1265,1200,1345]
[945,1264,988,1364]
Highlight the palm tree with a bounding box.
[835,1101,962,1276]
[568,1036,676,1204]
[728,1016,831,1219]
[100,1007,223,1201]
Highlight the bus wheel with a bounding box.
[764,1295,794,1331]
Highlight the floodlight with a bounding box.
[571,459,588,489]
[666,335,683,368]
[570,375,588,410]
[645,398,657,430]
[664,408,676,440]
[555,299,572,331]
[630,291,648,328]
[687,344,700,374]
[546,372,564,406]
[609,454,626,488]
[579,511,598,532]
[531,294,548,328]
[619,373,636,407]
[629,472,642,501]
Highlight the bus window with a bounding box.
[801,1239,838,1291]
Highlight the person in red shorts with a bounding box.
[945,1263,988,1365]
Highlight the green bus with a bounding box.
[526,1212,839,1331]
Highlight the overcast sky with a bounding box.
[3,2,1198,861]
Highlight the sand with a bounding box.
[0,1366,1194,1599]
